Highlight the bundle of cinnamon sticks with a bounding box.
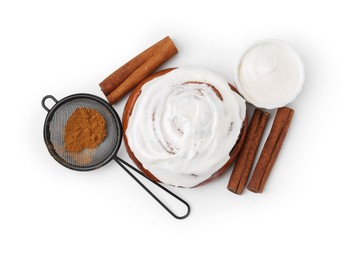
[227,107,294,194]
[100,36,178,105]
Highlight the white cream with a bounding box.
[235,40,304,109]
[126,67,246,188]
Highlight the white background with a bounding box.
[1,0,363,259]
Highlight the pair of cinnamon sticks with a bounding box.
[100,36,178,105]
[228,107,294,194]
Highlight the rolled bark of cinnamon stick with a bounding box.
[227,109,269,194]
[100,36,176,96]
[247,107,294,193]
[106,37,178,105]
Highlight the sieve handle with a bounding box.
[41,95,58,112]
[114,157,190,219]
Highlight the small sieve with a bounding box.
[41,93,190,219]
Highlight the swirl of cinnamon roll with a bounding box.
[123,67,246,187]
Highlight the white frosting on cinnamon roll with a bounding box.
[125,67,246,187]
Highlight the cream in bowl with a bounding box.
[235,39,305,109]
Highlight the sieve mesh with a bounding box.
[47,97,120,168]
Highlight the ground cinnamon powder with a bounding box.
[64,108,107,152]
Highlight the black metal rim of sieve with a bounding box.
[41,93,190,220]
[42,93,122,171]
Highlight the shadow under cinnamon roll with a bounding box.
[122,67,247,188]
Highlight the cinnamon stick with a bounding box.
[106,37,178,105]
[100,36,176,96]
[247,107,294,193]
[227,109,269,194]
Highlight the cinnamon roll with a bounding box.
[122,67,247,187]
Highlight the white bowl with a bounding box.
[234,39,305,109]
